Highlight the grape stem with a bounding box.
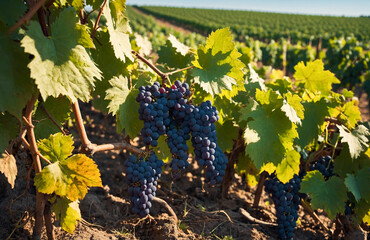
[8,0,49,34]
[238,208,277,227]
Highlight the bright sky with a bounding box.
[125,0,370,17]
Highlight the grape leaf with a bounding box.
[34,154,102,201]
[338,125,369,159]
[158,34,191,68]
[191,28,245,96]
[105,76,142,137]
[339,100,362,129]
[86,0,105,10]
[37,133,74,163]
[215,120,239,152]
[0,113,19,154]
[235,153,258,187]
[134,33,152,56]
[248,63,266,91]
[154,136,172,163]
[90,29,130,113]
[67,0,84,11]
[103,1,133,62]
[301,171,347,219]
[51,197,81,233]
[0,153,17,188]
[353,199,370,225]
[281,93,304,125]
[345,168,370,202]
[266,77,293,95]
[294,60,340,96]
[242,91,298,169]
[0,0,27,26]
[296,99,332,148]
[0,24,34,118]
[33,96,71,139]
[276,150,300,183]
[21,8,101,102]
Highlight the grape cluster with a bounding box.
[188,101,225,185]
[311,155,333,179]
[136,82,170,147]
[264,174,302,240]
[125,153,164,217]
[136,81,228,184]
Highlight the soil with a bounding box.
[1,101,369,240]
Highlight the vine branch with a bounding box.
[8,0,49,35]
[153,197,178,223]
[253,171,268,208]
[90,0,108,39]
[72,101,144,156]
[132,50,169,86]
[239,208,277,227]
[40,104,67,135]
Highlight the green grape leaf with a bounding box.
[353,199,370,225]
[334,146,358,178]
[105,76,142,137]
[0,113,19,154]
[242,91,298,169]
[154,136,172,163]
[338,125,369,159]
[215,120,239,152]
[51,197,81,233]
[191,28,245,96]
[281,93,304,125]
[33,96,71,139]
[0,0,27,26]
[37,133,74,163]
[247,63,266,91]
[276,150,300,183]
[90,29,130,113]
[21,8,101,102]
[294,60,340,96]
[103,1,133,62]
[67,0,84,11]
[0,153,17,188]
[34,154,102,201]
[0,25,34,117]
[134,33,152,56]
[339,101,362,129]
[345,168,370,202]
[86,0,104,10]
[296,99,332,148]
[301,171,347,219]
[266,77,293,95]
[158,34,191,68]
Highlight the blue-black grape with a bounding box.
[125,152,164,217]
[311,155,333,179]
[264,174,302,240]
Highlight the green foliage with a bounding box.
[105,76,143,137]
[338,125,369,159]
[37,133,75,164]
[191,28,245,96]
[301,171,347,219]
[0,112,19,154]
[158,34,191,68]
[345,167,370,202]
[51,197,81,233]
[0,23,34,117]
[21,8,101,102]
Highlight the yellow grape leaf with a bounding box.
[276,150,300,183]
[37,133,74,163]
[51,197,81,233]
[35,154,102,201]
[294,60,340,96]
[0,153,17,188]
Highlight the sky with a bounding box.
[125,0,370,17]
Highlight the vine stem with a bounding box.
[239,208,277,227]
[132,50,169,86]
[301,199,330,232]
[90,0,108,39]
[166,65,195,76]
[8,0,49,35]
[153,197,178,223]
[24,95,54,240]
[72,101,144,155]
[253,171,267,208]
[39,104,67,135]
